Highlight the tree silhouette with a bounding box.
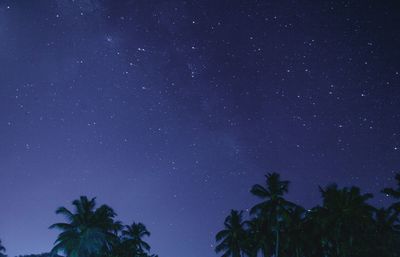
[121,222,151,257]
[281,206,306,257]
[49,196,121,257]
[215,210,248,257]
[250,172,295,257]
[309,185,374,257]
[216,173,400,257]
[369,207,400,257]
[244,218,273,257]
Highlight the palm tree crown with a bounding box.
[49,196,121,257]
[215,173,400,257]
[215,210,247,257]
[250,172,295,257]
[315,184,374,257]
[121,222,151,256]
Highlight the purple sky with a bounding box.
[0,1,399,257]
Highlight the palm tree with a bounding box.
[121,222,151,257]
[378,173,400,256]
[369,208,400,257]
[317,184,374,257]
[215,210,248,257]
[0,239,6,257]
[244,218,273,257]
[250,173,295,257]
[281,206,306,257]
[49,196,121,257]
[301,208,326,257]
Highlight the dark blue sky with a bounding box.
[0,1,399,257]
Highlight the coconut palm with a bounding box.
[250,173,295,257]
[301,208,326,257]
[49,196,121,257]
[379,173,400,256]
[317,184,374,257]
[368,208,400,257]
[244,218,273,257]
[0,240,6,257]
[215,210,248,257]
[121,222,151,257]
[281,206,306,257]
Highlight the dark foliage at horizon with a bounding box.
[49,196,158,257]
[216,173,400,257]
[16,253,63,257]
[2,173,400,257]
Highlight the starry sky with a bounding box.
[0,1,399,257]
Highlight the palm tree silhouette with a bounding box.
[213,173,400,257]
[121,222,151,256]
[250,173,295,257]
[282,206,306,257]
[317,184,374,257]
[369,207,400,257]
[301,208,326,257]
[244,218,273,257]
[49,196,121,257]
[215,210,247,257]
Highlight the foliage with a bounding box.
[114,222,152,257]
[16,253,64,257]
[215,210,248,257]
[216,173,400,257]
[49,196,157,257]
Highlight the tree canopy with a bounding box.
[49,196,157,257]
[216,172,400,257]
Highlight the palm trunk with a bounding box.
[275,224,279,257]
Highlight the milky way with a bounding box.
[0,1,399,257]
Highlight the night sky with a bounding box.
[0,1,399,257]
